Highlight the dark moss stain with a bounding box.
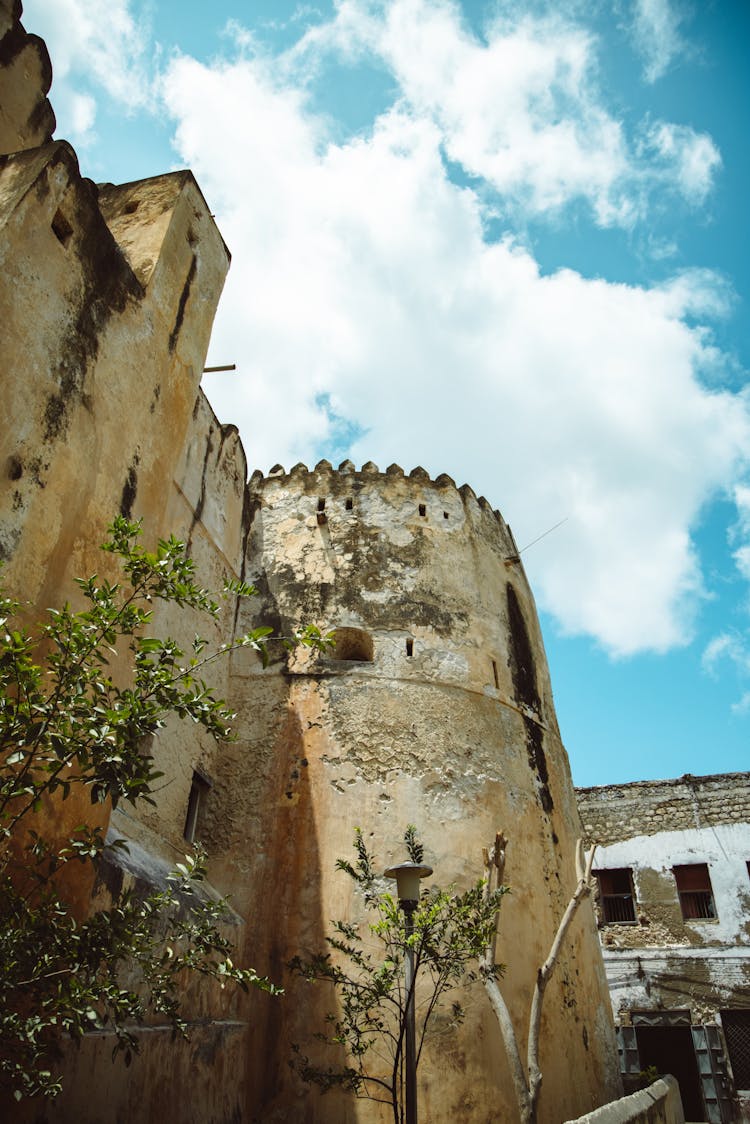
[168,255,197,353]
[149,383,161,413]
[507,582,554,814]
[119,453,140,518]
[186,429,215,555]
[41,149,144,443]
[7,455,22,480]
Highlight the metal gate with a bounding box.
[691,1025,733,1124]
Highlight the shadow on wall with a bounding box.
[244,703,354,1124]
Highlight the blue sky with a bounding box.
[23,0,750,785]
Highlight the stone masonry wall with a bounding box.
[577,773,750,847]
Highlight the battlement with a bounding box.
[247,458,521,561]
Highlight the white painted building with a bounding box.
[577,773,750,1124]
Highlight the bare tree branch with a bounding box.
[482,833,597,1124]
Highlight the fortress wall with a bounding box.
[217,461,622,1124]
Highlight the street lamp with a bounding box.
[384,860,433,1124]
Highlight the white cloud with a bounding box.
[702,630,750,715]
[289,0,719,227]
[22,0,154,141]
[162,35,750,657]
[629,0,689,84]
[642,121,721,206]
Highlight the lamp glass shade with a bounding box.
[384,862,433,902]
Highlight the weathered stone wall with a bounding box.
[578,773,750,846]
[215,461,622,1124]
[0,6,251,1118]
[576,774,750,1121]
[0,0,55,154]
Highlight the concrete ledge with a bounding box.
[565,1076,685,1124]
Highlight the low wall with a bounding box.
[565,1077,685,1124]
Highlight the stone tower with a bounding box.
[206,460,621,1123]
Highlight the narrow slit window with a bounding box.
[418,504,426,517]
[673,863,717,920]
[345,498,353,511]
[317,498,326,512]
[406,638,414,657]
[492,659,499,689]
[184,770,211,843]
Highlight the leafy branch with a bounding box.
[0,516,331,1101]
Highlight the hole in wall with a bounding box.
[345,498,353,511]
[406,639,414,657]
[443,511,449,520]
[123,199,139,214]
[331,627,374,662]
[317,498,326,512]
[418,503,426,517]
[51,208,73,247]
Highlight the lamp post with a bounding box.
[384,860,433,1124]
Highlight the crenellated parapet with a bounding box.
[0,0,55,156]
[247,458,521,560]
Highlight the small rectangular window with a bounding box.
[345,498,353,511]
[418,504,426,517]
[406,638,414,657]
[673,863,716,920]
[184,770,211,843]
[317,498,326,512]
[596,868,637,924]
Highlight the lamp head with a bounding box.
[384,861,433,906]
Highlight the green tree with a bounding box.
[0,516,328,1102]
[290,827,508,1124]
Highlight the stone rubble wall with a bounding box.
[577,773,750,846]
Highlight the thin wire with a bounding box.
[518,517,568,555]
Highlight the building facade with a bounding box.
[578,772,750,1124]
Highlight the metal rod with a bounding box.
[404,902,417,1124]
[202,364,236,373]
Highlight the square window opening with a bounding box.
[596,868,637,924]
[673,863,716,920]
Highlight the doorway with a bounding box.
[635,1025,705,1120]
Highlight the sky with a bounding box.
[22,0,750,786]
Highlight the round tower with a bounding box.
[208,460,620,1123]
